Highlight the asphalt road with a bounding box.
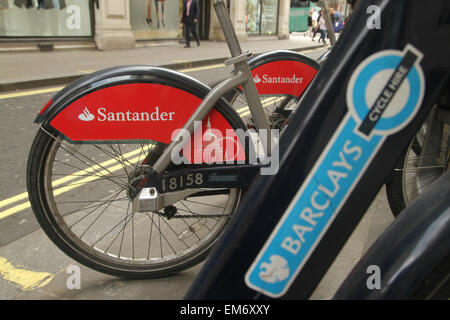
[0,47,391,301]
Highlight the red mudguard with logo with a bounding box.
[36,66,246,163]
[51,83,207,144]
[248,50,320,97]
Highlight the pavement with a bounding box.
[11,187,393,300]
[0,33,327,92]
[0,33,395,300]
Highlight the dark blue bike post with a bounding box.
[185,0,450,299]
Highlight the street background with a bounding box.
[0,34,394,300]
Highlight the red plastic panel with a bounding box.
[252,60,318,97]
[50,83,245,163]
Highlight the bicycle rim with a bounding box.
[400,111,449,206]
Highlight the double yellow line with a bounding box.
[0,147,148,220]
[236,96,285,117]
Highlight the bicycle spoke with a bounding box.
[67,189,123,228]
[79,190,123,239]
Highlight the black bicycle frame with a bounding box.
[185,0,450,299]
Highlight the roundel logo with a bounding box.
[346,44,425,137]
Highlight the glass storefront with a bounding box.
[130,0,183,40]
[0,0,93,37]
[245,0,278,36]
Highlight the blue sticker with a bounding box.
[245,45,425,297]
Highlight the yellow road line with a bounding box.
[0,87,64,100]
[51,155,142,197]
[0,147,145,210]
[238,96,285,117]
[0,256,54,291]
[0,155,143,220]
[236,96,279,114]
[0,64,224,100]
[178,64,224,73]
[79,69,96,74]
[236,97,280,114]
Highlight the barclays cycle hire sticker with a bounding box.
[245,44,425,297]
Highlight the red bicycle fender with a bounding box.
[49,82,245,163]
[251,60,318,96]
[51,83,201,143]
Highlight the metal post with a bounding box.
[213,0,243,58]
[214,0,272,155]
[318,0,337,46]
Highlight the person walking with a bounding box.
[311,8,320,41]
[318,10,327,44]
[155,0,165,28]
[182,0,200,48]
[305,10,313,37]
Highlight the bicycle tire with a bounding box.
[386,108,449,216]
[27,78,249,279]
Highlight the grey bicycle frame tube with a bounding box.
[318,0,336,46]
[152,72,248,172]
[152,0,271,173]
[214,0,272,153]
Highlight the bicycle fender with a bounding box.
[247,50,320,97]
[34,66,240,142]
[334,170,450,299]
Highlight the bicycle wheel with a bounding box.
[386,107,450,216]
[228,89,299,130]
[27,103,248,279]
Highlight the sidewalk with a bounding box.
[11,187,393,300]
[0,34,327,92]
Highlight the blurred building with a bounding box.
[0,0,324,51]
[289,0,350,33]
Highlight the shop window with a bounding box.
[130,0,183,40]
[0,0,93,37]
[246,0,278,36]
[290,0,310,8]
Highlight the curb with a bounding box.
[0,44,327,93]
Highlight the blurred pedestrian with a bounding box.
[155,0,165,28]
[305,10,314,37]
[312,9,323,41]
[318,10,327,44]
[182,0,200,48]
[146,0,153,26]
[329,8,336,26]
[311,8,319,40]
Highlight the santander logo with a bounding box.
[253,73,304,84]
[78,107,95,121]
[77,107,175,122]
